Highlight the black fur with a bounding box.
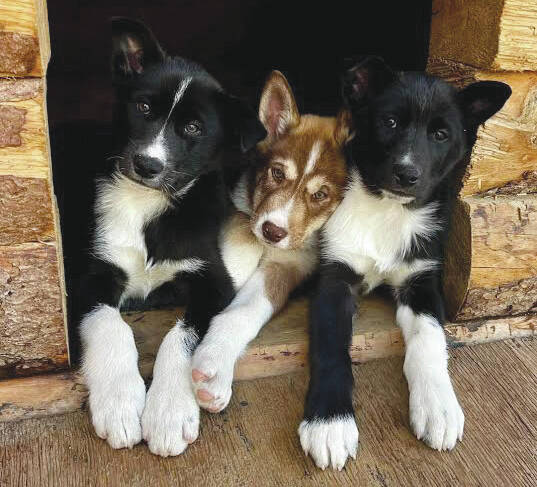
[72,18,264,361]
[304,57,511,424]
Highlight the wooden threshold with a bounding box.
[1,295,535,422]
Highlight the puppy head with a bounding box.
[342,56,511,205]
[110,18,265,195]
[251,71,349,250]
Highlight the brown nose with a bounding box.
[262,221,288,243]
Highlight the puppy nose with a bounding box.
[133,154,164,178]
[394,165,421,187]
[262,221,288,243]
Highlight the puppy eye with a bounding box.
[433,129,449,142]
[184,121,202,136]
[271,167,285,182]
[312,189,327,201]
[385,117,397,129]
[137,102,151,114]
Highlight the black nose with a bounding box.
[133,154,164,178]
[262,221,288,243]
[393,164,421,188]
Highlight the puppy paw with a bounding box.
[88,372,146,449]
[191,340,235,413]
[141,380,200,457]
[298,416,359,470]
[407,374,464,451]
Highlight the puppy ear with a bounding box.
[223,95,267,153]
[342,56,395,106]
[334,109,354,145]
[111,17,165,79]
[259,71,300,138]
[458,81,511,128]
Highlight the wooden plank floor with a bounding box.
[1,338,536,487]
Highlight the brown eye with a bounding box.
[137,102,151,114]
[313,190,327,201]
[184,121,202,136]
[271,167,284,182]
[385,117,397,129]
[433,128,449,142]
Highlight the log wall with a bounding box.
[0,0,68,378]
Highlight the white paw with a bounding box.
[191,338,235,413]
[298,416,359,470]
[88,372,146,449]
[406,372,464,451]
[141,380,200,457]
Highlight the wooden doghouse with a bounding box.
[1,0,536,421]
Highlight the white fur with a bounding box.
[304,140,322,174]
[143,77,193,165]
[142,320,200,457]
[80,305,146,449]
[230,173,252,215]
[95,174,205,302]
[254,199,293,249]
[191,269,274,412]
[397,305,464,450]
[299,416,359,470]
[323,170,440,288]
[273,157,298,180]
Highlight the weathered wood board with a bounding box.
[1,295,535,422]
[430,0,537,71]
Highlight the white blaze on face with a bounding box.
[143,76,193,165]
[304,140,322,174]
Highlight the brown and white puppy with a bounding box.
[190,71,350,413]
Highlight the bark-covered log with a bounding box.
[0,243,68,378]
[430,0,537,71]
[445,195,537,321]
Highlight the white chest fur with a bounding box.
[94,174,204,302]
[322,171,439,290]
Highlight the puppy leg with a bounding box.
[299,262,360,471]
[81,304,146,449]
[396,273,464,451]
[142,262,235,456]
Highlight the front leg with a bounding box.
[300,261,360,470]
[396,272,464,451]
[191,258,308,413]
[79,262,146,449]
[142,260,235,456]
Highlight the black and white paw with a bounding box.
[88,372,146,449]
[191,340,235,413]
[407,374,464,451]
[141,381,200,457]
[298,416,359,470]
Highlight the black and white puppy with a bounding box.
[300,57,511,470]
[78,18,264,456]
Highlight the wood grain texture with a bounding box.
[428,60,537,196]
[0,242,68,378]
[1,296,534,422]
[0,338,536,486]
[445,194,537,320]
[0,176,55,246]
[0,0,45,76]
[0,81,49,179]
[430,0,537,71]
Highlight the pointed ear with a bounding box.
[458,81,511,128]
[342,56,395,106]
[259,71,300,138]
[111,17,165,79]
[334,109,354,146]
[222,94,267,153]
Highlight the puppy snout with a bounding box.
[262,221,288,243]
[393,164,421,188]
[133,154,164,179]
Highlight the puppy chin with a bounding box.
[381,189,416,205]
